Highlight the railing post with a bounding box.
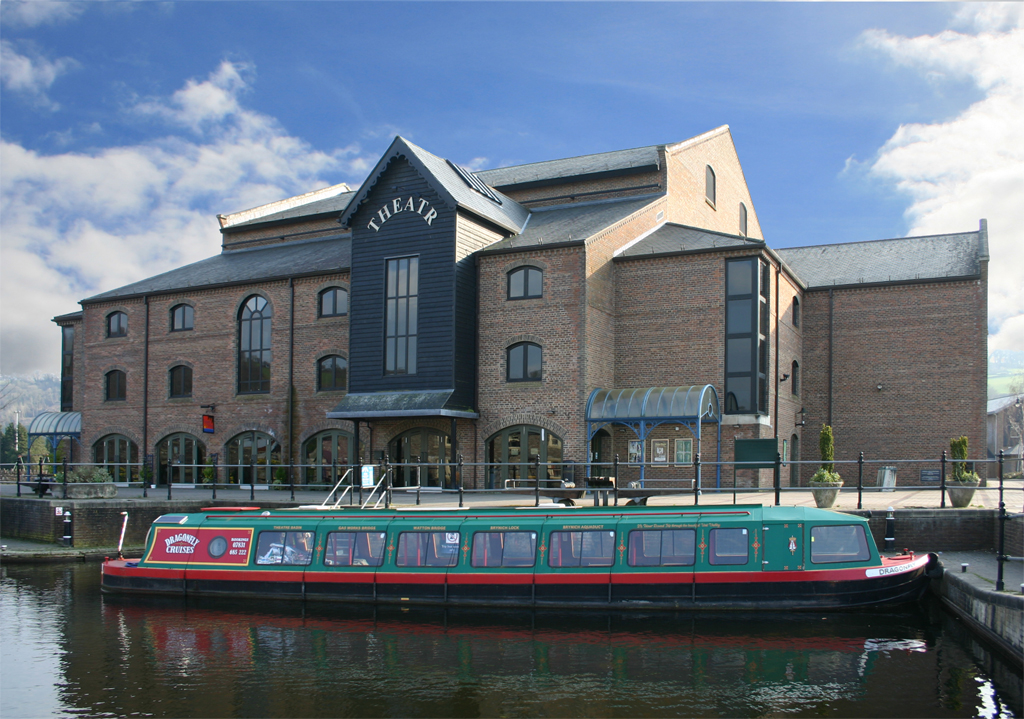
[884,507,895,552]
[694,452,701,506]
[143,454,152,498]
[997,450,1006,592]
[458,454,464,508]
[857,452,864,510]
[211,453,218,500]
[289,459,295,502]
[249,456,256,502]
[167,460,173,501]
[38,457,44,497]
[940,450,947,509]
[16,461,21,498]
[415,455,422,506]
[331,458,338,504]
[534,456,541,507]
[385,455,392,509]
[613,454,619,506]
[62,457,69,500]
[773,452,780,507]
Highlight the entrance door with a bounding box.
[762,522,805,572]
[389,428,451,488]
[157,433,204,486]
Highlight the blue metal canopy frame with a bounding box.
[26,411,83,463]
[585,385,722,489]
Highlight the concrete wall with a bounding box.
[940,570,1023,667]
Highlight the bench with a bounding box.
[17,479,59,498]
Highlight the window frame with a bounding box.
[507,266,543,300]
[810,524,871,565]
[255,531,314,566]
[739,202,748,237]
[547,530,615,568]
[384,256,419,375]
[705,165,716,207]
[791,360,800,395]
[106,311,128,338]
[708,527,749,566]
[792,297,800,328]
[471,531,538,568]
[506,341,542,382]
[395,531,460,568]
[317,355,348,392]
[318,287,349,318]
[237,295,272,394]
[169,365,193,398]
[323,531,386,567]
[170,304,194,332]
[105,370,126,402]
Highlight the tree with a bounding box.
[818,424,834,473]
[1,422,28,465]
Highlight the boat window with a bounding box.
[396,531,460,567]
[709,528,749,565]
[810,525,870,564]
[471,531,537,568]
[548,530,615,568]
[627,530,695,567]
[255,531,314,566]
[324,531,386,567]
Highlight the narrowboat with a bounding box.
[101,504,940,610]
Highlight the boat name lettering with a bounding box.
[338,526,380,531]
[164,533,199,553]
[488,526,519,531]
[366,196,437,232]
[413,526,446,531]
[562,525,603,530]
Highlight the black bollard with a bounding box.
[458,454,464,509]
[884,507,895,552]
[62,510,73,547]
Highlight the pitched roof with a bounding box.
[479,194,662,254]
[218,183,353,231]
[339,136,529,234]
[775,230,985,289]
[615,222,763,258]
[476,144,662,190]
[224,191,357,230]
[83,234,350,303]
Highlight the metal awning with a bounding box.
[26,411,83,462]
[327,390,478,419]
[585,385,721,487]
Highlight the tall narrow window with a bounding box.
[739,203,748,237]
[105,370,126,401]
[385,257,418,375]
[791,361,800,395]
[60,326,74,411]
[507,266,542,299]
[705,165,716,206]
[170,304,194,331]
[507,342,542,382]
[107,312,127,338]
[792,297,800,328]
[317,355,347,391]
[169,365,193,398]
[724,257,769,414]
[238,295,272,393]
[319,287,348,317]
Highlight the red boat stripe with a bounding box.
[103,563,184,580]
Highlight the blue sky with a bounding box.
[2,1,1021,375]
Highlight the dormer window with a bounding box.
[507,266,542,300]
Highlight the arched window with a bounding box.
[317,355,347,391]
[792,297,800,328]
[238,295,272,394]
[156,433,205,486]
[227,432,281,486]
[319,287,348,317]
[388,427,452,488]
[107,312,127,338]
[93,434,139,483]
[739,202,748,237]
[507,266,543,300]
[105,370,126,401]
[791,360,800,395]
[169,365,192,398]
[303,429,358,486]
[487,425,564,489]
[507,342,542,382]
[705,165,716,206]
[170,304,194,331]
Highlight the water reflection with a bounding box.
[1,562,1020,718]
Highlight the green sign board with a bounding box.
[734,438,778,469]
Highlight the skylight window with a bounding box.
[447,160,503,205]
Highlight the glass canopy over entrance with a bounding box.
[584,386,722,487]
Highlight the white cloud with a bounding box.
[0,61,375,375]
[0,40,77,109]
[0,1,86,28]
[862,4,1024,352]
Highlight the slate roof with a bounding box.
[476,144,662,189]
[327,390,478,419]
[83,234,350,303]
[615,223,763,258]
[479,194,662,254]
[988,395,1022,415]
[775,231,985,289]
[339,136,530,235]
[226,191,356,229]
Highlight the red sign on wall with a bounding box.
[202,415,215,433]
[145,527,253,565]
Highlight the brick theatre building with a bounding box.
[50,126,989,490]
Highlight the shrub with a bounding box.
[809,468,842,485]
[818,424,835,474]
[949,436,980,484]
[55,467,115,483]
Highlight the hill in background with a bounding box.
[0,375,60,427]
[989,350,1024,399]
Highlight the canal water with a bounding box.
[2,562,1020,718]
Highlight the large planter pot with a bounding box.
[65,482,118,499]
[946,481,979,508]
[811,482,842,508]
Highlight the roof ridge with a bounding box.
[221,232,349,255]
[778,230,980,252]
[218,183,353,229]
[661,221,765,244]
[530,192,664,213]
[476,143,666,177]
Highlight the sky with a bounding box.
[1,1,1021,377]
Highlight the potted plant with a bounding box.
[54,467,118,498]
[947,435,981,508]
[809,424,843,508]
